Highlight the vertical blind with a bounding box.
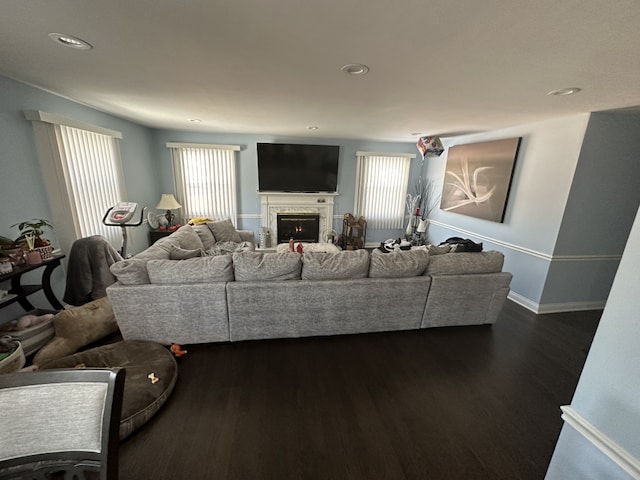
[354,152,413,229]
[55,124,125,246]
[168,143,240,225]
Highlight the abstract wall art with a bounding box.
[440,137,522,223]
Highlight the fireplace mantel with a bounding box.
[259,192,337,244]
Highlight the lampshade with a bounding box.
[417,136,445,158]
[156,194,182,210]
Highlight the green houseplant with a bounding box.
[11,219,54,248]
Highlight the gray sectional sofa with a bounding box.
[106,224,513,345]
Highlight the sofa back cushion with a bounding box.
[207,219,242,243]
[233,252,301,281]
[168,245,204,260]
[191,224,217,250]
[301,250,369,280]
[369,249,430,278]
[171,225,205,251]
[425,251,504,276]
[110,259,151,285]
[110,244,172,285]
[147,256,234,284]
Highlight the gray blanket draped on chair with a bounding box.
[63,235,123,306]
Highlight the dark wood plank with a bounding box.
[118,301,599,480]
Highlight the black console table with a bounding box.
[0,253,65,311]
[148,229,173,246]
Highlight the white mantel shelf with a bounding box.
[258,192,338,243]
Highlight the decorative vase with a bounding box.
[405,216,413,237]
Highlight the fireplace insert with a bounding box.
[277,214,320,244]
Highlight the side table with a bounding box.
[0,253,65,312]
[148,229,173,246]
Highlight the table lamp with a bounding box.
[156,194,182,226]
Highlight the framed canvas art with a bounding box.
[440,137,521,223]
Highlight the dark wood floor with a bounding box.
[118,301,600,480]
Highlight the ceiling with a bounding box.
[1,0,639,142]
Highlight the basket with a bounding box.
[0,337,25,373]
[36,245,54,260]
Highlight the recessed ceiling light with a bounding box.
[307,126,319,130]
[411,132,422,136]
[188,118,202,123]
[548,87,581,96]
[48,33,92,50]
[341,64,370,75]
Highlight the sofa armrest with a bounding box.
[238,229,256,243]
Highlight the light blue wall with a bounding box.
[0,75,157,323]
[424,111,640,312]
[424,115,590,311]
[545,206,640,479]
[150,129,418,243]
[539,111,640,306]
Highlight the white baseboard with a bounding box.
[507,292,605,314]
[561,406,640,479]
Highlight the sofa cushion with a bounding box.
[170,224,205,251]
[369,248,430,278]
[207,219,242,243]
[191,224,217,250]
[110,258,152,285]
[32,296,118,366]
[168,245,204,260]
[301,250,369,280]
[425,251,504,276]
[233,252,302,281]
[147,256,234,284]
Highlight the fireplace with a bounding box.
[259,192,337,247]
[277,214,320,244]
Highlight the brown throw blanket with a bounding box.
[63,235,123,306]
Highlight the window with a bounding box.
[354,151,415,229]
[167,143,240,224]
[25,111,126,253]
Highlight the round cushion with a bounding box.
[40,340,178,439]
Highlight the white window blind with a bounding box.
[354,152,414,229]
[168,143,240,224]
[25,110,126,254]
[55,125,126,245]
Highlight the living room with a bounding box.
[1,2,640,478]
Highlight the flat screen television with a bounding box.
[257,143,339,193]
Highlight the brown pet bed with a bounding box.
[40,340,178,439]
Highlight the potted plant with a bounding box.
[11,219,54,265]
[11,219,53,248]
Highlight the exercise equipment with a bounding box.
[102,202,145,258]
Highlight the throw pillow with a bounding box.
[32,296,118,366]
[207,219,242,243]
[232,252,302,281]
[427,244,451,255]
[169,245,204,260]
[301,250,369,280]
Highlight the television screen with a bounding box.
[257,143,339,193]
